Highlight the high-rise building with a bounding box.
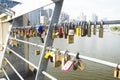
[28,8,53,25]
[91,14,98,22]
[79,12,86,21]
[0,0,20,8]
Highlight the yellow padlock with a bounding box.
[44,50,54,59]
[76,27,81,36]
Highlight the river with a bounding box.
[29,32,120,80]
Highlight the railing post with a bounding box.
[35,0,64,80]
[0,19,3,50]
[23,14,30,74]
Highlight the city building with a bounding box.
[91,14,98,22]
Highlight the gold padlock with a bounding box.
[18,29,21,36]
[2,59,8,66]
[67,35,74,44]
[93,25,96,35]
[25,29,30,38]
[20,28,25,37]
[53,53,62,67]
[52,29,57,39]
[87,26,91,37]
[63,25,68,39]
[114,66,119,78]
[0,69,3,73]
[99,26,104,38]
[77,60,86,71]
[32,28,37,37]
[11,30,15,36]
[6,49,11,54]
[35,50,40,55]
[29,29,33,37]
[9,39,19,47]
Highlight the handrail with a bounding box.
[7,47,38,70]
[1,2,54,23]
[9,37,44,48]
[4,57,24,80]
[51,48,119,69]
[42,71,57,80]
[2,68,10,80]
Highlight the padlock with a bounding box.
[52,29,57,39]
[29,28,33,37]
[53,53,62,67]
[63,24,68,39]
[99,26,104,38]
[93,25,96,35]
[2,59,8,66]
[114,66,120,79]
[9,39,19,47]
[67,35,74,44]
[32,28,37,37]
[18,29,21,36]
[73,62,78,70]
[44,50,51,59]
[87,26,91,37]
[58,27,63,38]
[13,40,19,47]
[68,29,74,35]
[61,51,71,70]
[20,28,25,37]
[35,50,40,55]
[77,60,85,71]
[114,67,119,78]
[81,24,86,37]
[62,60,75,72]
[76,27,81,36]
[5,49,11,54]
[11,30,15,36]
[14,28,18,35]
[25,29,30,38]
[0,69,3,73]
[44,50,54,62]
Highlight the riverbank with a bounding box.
[110,31,120,35]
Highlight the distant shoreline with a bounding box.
[110,31,120,35]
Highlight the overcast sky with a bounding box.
[13,0,120,21]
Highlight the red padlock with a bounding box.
[59,27,63,38]
[62,60,75,72]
